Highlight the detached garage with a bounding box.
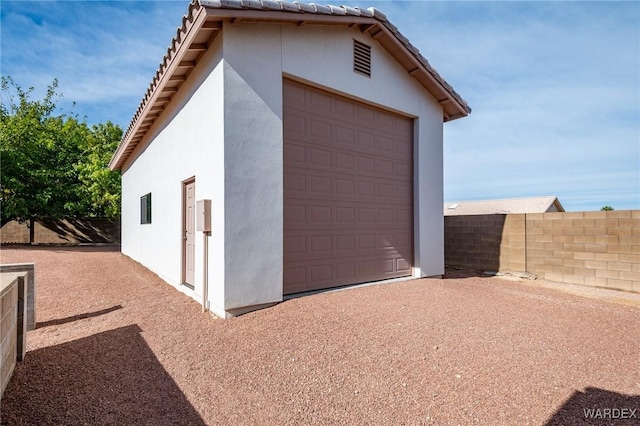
[109,0,470,318]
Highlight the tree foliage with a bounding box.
[600,206,614,211]
[1,76,122,225]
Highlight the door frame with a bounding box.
[181,176,196,289]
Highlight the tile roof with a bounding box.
[110,0,471,170]
[444,196,565,216]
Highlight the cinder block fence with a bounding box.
[1,218,120,245]
[444,210,639,293]
[0,267,33,403]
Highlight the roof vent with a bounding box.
[353,40,371,77]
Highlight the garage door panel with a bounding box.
[311,264,333,283]
[377,258,395,274]
[309,205,332,224]
[358,234,375,250]
[284,235,306,254]
[309,147,332,168]
[397,258,412,273]
[335,152,355,171]
[309,175,332,195]
[310,236,332,257]
[358,208,375,223]
[396,208,413,226]
[335,178,355,196]
[335,206,355,223]
[396,184,412,200]
[287,149,411,181]
[285,250,359,264]
[395,233,412,249]
[285,138,410,172]
[285,170,411,204]
[376,159,394,176]
[286,113,307,136]
[395,162,412,179]
[310,119,332,140]
[284,172,306,192]
[284,141,306,165]
[378,135,395,153]
[377,111,396,129]
[309,89,332,111]
[335,98,355,117]
[285,267,306,288]
[284,79,413,294]
[356,104,375,124]
[357,131,376,149]
[284,253,412,294]
[335,125,356,146]
[286,100,411,138]
[377,208,394,224]
[284,109,412,161]
[336,262,356,280]
[283,80,306,106]
[377,182,394,198]
[284,201,412,230]
[357,156,375,174]
[395,137,412,156]
[335,234,355,251]
[284,231,411,260]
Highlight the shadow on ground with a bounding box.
[1,324,205,426]
[36,305,123,329]
[545,387,640,425]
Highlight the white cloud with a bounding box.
[1,1,187,124]
[383,1,640,211]
[2,0,638,210]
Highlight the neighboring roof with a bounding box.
[109,0,471,171]
[444,196,565,216]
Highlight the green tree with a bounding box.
[75,121,122,219]
[1,76,121,226]
[601,206,614,211]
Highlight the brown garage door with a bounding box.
[283,79,413,294]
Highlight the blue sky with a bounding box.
[1,0,639,211]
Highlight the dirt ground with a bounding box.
[1,246,639,425]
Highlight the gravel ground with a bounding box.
[1,246,639,425]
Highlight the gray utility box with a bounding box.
[196,199,211,232]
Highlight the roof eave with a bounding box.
[364,16,470,121]
[110,1,471,171]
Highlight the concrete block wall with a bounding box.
[1,218,120,245]
[526,210,639,292]
[0,265,35,332]
[444,210,639,293]
[444,214,526,273]
[0,274,19,400]
[500,214,527,273]
[0,222,29,244]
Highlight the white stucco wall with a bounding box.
[221,24,284,310]
[221,22,446,306]
[121,35,227,315]
[120,20,447,317]
[282,24,445,276]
